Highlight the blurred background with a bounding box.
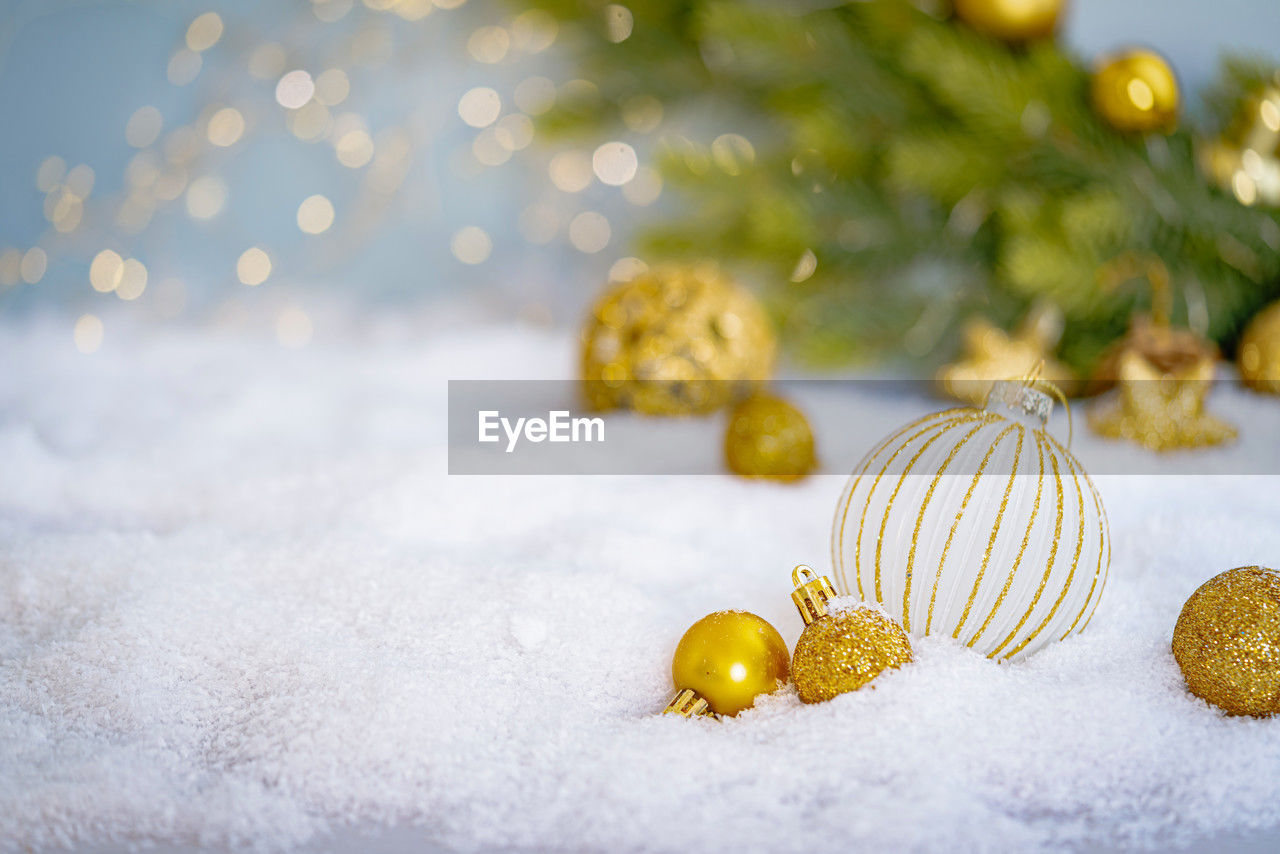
[2,0,1279,370]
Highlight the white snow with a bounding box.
[2,313,1279,852]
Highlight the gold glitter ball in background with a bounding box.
[1238,300,1280,394]
[581,263,776,415]
[723,392,816,482]
[1091,49,1180,134]
[952,0,1062,42]
[665,610,790,717]
[792,606,914,704]
[1172,566,1280,717]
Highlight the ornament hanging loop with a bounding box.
[790,565,837,626]
[1019,360,1074,450]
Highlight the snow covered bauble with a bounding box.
[831,380,1110,662]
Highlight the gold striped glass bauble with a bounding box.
[831,381,1110,662]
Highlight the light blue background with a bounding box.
[1,0,1277,318]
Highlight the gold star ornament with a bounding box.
[937,304,1076,405]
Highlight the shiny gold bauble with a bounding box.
[1172,566,1280,717]
[952,0,1062,42]
[791,607,913,704]
[669,610,790,717]
[581,264,776,416]
[1238,300,1280,394]
[1091,50,1179,134]
[723,393,816,481]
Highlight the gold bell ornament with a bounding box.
[723,392,817,481]
[580,263,776,416]
[833,370,1110,662]
[1088,254,1236,450]
[788,566,913,704]
[937,303,1076,406]
[1239,300,1280,393]
[1200,83,1280,208]
[664,610,790,717]
[952,0,1063,43]
[1172,566,1280,717]
[1091,49,1180,134]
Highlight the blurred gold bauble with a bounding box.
[952,0,1062,42]
[665,610,790,717]
[581,264,776,416]
[1239,301,1280,393]
[788,567,913,704]
[937,304,1076,405]
[1091,50,1179,134]
[723,393,816,481]
[1172,566,1280,717]
[1200,85,1280,207]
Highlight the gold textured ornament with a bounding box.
[834,376,1111,662]
[1091,49,1180,134]
[1172,566,1280,717]
[1089,317,1235,451]
[723,392,817,481]
[952,0,1062,42]
[1200,84,1280,207]
[581,263,776,416]
[664,610,790,717]
[937,304,1076,406]
[788,566,913,704]
[1238,300,1280,394]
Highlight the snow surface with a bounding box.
[2,314,1280,852]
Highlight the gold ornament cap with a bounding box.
[790,565,838,626]
[663,688,711,718]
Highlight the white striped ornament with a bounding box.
[831,382,1110,662]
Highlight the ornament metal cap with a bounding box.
[663,687,711,717]
[791,565,838,626]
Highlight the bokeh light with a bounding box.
[297,194,335,233]
[452,226,492,264]
[237,248,272,285]
[458,87,501,128]
[73,314,104,354]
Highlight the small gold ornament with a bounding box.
[952,0,1062,42]
[581,263,776,416]
[1200,84,1280,207]
[664,610,790,717]
[1091,49,1179,134]
[723,392,817,481]
[788,566,913,704]
[1239,300,1280,393]
[937,304,1076,406]
[1172,566,1280,717]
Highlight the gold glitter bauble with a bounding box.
[1238,300,1280,394]
[667,610,790,717]
[1091,50,1179,134]
[723,393,816,481]
[792,606,913,704]
[1172,566,1280,717]
[581,264,776,416]
[952,0,1062,42]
